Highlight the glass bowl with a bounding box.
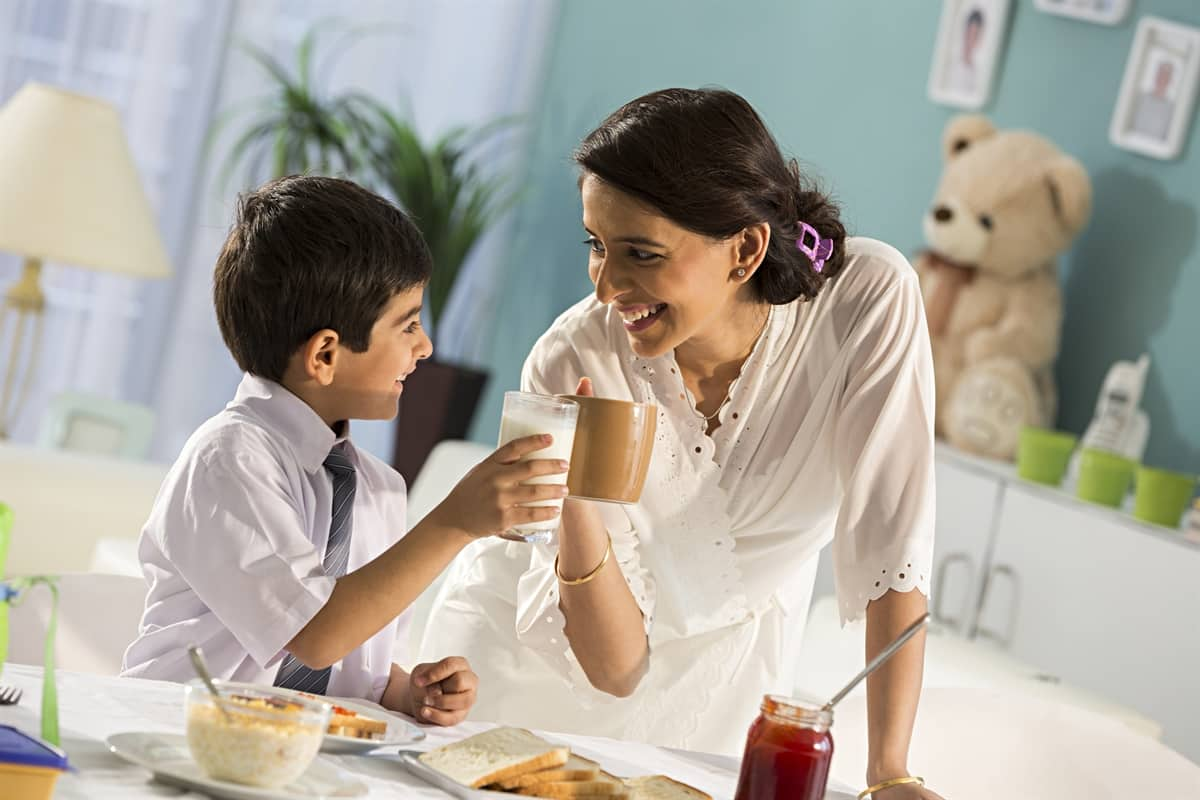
[184,680,331,788]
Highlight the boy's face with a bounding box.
[329,285,433,421]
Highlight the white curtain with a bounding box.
[0,0,232,444]
[0,0,558,464]
[151,0,559,463]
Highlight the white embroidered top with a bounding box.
[422,236,936,754]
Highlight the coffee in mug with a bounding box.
[558,395,656,504]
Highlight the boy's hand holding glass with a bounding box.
[429,434,569,539]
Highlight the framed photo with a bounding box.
[928,0,1013,110]
[1110,16,1200,160]
[1034,0,1130,26]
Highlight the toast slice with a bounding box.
[418,727,570,788]
[490,754,603,789]
[623,775,712,800]
[327,708,388,739]
[516,770,629,798]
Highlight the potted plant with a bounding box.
[215,28,379,186]
[218,27,518,482]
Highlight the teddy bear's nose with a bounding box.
[933,205,954,223]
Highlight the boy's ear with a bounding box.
[301,329,341,386]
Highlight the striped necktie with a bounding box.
[273,442,356,694]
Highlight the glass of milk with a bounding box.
[497,391,579,543]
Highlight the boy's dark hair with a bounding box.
[214,175,432,381]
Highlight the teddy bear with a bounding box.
[914,114,1092,460]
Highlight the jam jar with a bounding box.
[733,694,833,800]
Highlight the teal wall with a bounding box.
[471,0,1200,473]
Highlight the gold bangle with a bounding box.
[555,536,612,586]
[857,776,925,799]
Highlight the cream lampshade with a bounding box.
[0,82,171,437]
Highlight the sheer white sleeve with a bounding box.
[831,272,937,624]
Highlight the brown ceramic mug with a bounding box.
[557,395,657,503]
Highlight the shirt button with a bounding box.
[695,446,702,453]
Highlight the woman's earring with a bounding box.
[736,268,747,278]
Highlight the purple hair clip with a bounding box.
[796,221,833,273]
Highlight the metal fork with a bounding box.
[0,684,23,705]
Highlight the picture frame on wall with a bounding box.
[928,0,1013,110]
[1033,0,1131,26]
[1110,16,1200,161]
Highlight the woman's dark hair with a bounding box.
[214,175,432,381]
[574,88,846,304]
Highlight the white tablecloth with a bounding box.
[0,664,858,799]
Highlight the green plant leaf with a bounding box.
[212,20,524,343]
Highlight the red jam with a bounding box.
[733,695,833,800]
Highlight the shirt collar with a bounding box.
[760,301,795,368]
[230,374,348,474]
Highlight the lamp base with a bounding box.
[5,258,46,311]
[1,257,46,437]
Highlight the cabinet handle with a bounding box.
[974,564,1020,647]
[932,551,972,632]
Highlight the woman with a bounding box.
[423,88,941,798]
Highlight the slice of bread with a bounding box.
[418,727,570,788]
[623,775,712,800]
[515,771,629,798]
[327,710,388,739]
[490,754,603,790]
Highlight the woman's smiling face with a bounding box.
[581,174,747,360]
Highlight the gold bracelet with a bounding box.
[857,776,925,799]
[554,536,612,586]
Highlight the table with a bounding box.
[0,664,859,799]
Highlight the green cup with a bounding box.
[1077,448,1136,507]
[1133,466,1197,528]
[1016,427,1077,486]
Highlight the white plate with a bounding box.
[314,695,425,754]
[397,751,522,799]
[107,732,368,800]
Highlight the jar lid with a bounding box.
[760,694,834,731]
[0,725,69,770]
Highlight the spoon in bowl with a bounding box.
[187,645,234,722]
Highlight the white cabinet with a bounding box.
[928,449,1005,635]
[982,481,1200,761]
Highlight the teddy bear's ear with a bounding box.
[942,114,997,161]
[1043,155,1092,236]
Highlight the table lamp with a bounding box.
[0,82,171,438]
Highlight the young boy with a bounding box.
[122,176,567,724]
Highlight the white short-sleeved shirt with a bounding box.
[121,374,410,702]
[422,237,936,754]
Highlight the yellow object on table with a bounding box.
[0,725,69,800]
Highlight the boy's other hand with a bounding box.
[408,656,478,726]
[430,434,569,538]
